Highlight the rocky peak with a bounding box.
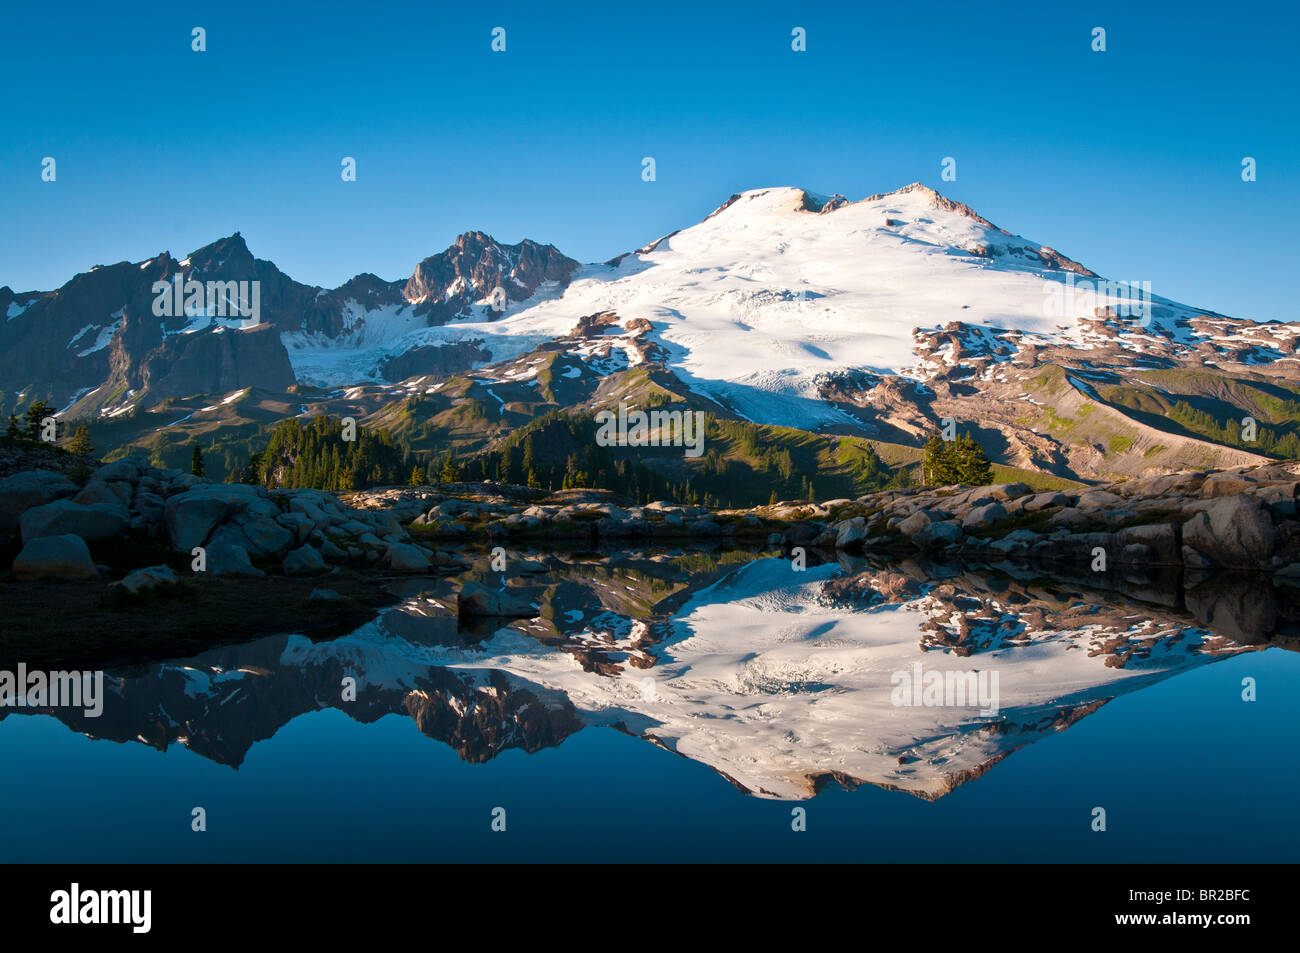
[182,232,257,277]
[402,232,578,309]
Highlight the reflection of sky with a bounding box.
[1,648,1295,862]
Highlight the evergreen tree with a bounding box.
[955,433,993,485]
[190,444,206,477]
[25,400,52,440]
[68,425,94,456]
[408,464,426,486]
[6,414,21,441]
[439,453,460,483]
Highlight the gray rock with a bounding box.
[72,480,132,508]
[12,534,97,579]
[915,520,962,549]
[317,537,348,562]
[1023,491,1071,512]
[961,502,1007,531]
[275,511,316,546]
[0,469,79,529]
[1076,489,1125,509]
[1181,496,1277,570]
[1119,543,1155,565]
[164,485,259,551]
[205,542,265,577]
[1045,507,1091,529]
[987,529,1039,556]
[233,515,295,558]
[111,565,180,595]
[20,499,129,544]
[835,517,869,549]
[1115,523,1179,564]
[1249,483,1298,516]
[896,510,932,537]
[386,543,433,572]
[988,482,1030,501]
[283,544,327,576]
[91,457,149,483]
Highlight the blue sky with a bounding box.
[2,0,1295,322]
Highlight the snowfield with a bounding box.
[277,186,1092,400]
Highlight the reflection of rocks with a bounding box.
[5,622,583,769]
[1183,573,1281,644]
[5,545,1296,802]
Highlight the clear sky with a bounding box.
[2,0,1295,322]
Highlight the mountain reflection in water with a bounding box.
[5,547,1297,800]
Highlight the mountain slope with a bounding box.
[5,182,1297,484]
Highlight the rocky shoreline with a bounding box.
[3,454,1298,659]
[349,463,1300,583]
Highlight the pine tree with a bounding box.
[190,444,205,477]
[922,435,951,485]
[6,415,21,441]
[955,433,993,485]
[408,464,426,487]
[68,425,94,456]
[25,400,52,440]
[439,453,460,483]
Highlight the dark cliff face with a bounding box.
[137,324,297,401]
[0,230,578,415]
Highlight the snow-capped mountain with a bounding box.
[3,182,1297,482]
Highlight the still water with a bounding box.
[2,548,1297,862]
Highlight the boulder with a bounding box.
[205,543,265,578]
[835,517,869,549]
[914,520,962,549]
[1076,490,1125,509]
[283,544,327,576]
[1249,483,1298,516]
[961,502,1007,531]
[73,480,131,508]
[316,537,348,562]
[110,565,180,595]
[386,543,433,572]
[1114,523,1179,565]
[231,515,295,558]
[987,529,1039,556]
[896,510,932,537]
[164,485,257,551]
[0,469,79,529]
[91,457,149,483]
[275,511,316,546]
[1200,472,1258,498]
[1023,491,1071,512]
[988,482,1030,501]
[12,534,97,579]
[1181,496,1277,570]
[20,499,129,544]
[1273,563,1300,588]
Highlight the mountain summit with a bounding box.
[2,184,1296,483]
